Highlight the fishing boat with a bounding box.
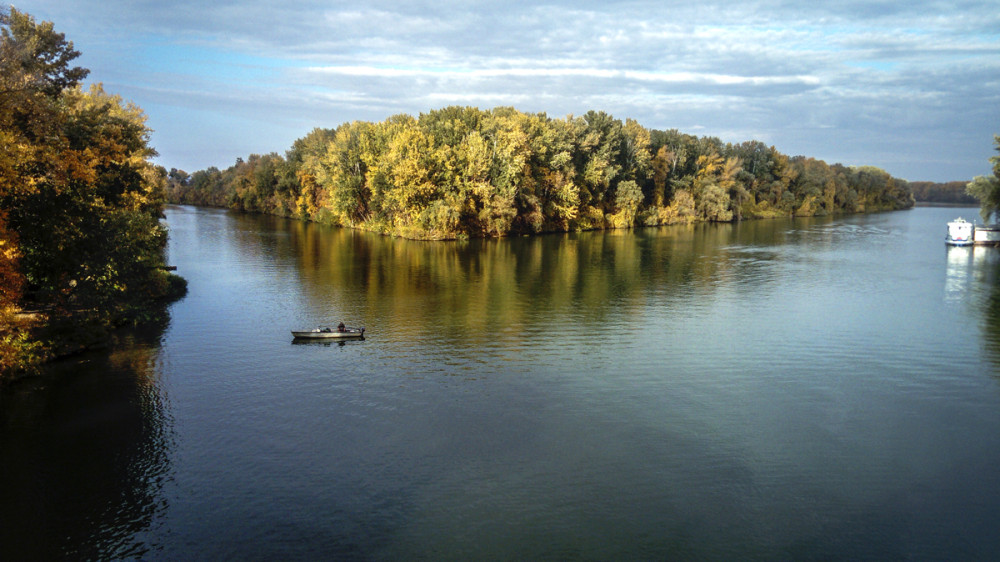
[291,324,365,340]
[946,218,974,246]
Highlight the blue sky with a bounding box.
[13,0,1000,182]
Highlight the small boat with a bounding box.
[946,218,974,246]
[292,325,365,340]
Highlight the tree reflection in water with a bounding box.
[0,324,173,560]
[975,247,1000,373]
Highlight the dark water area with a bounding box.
[4,205,1000,559]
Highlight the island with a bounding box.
[165,108,916,240]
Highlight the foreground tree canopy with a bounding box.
[168,107,915,239]
[1,8,184,376]
[966,135,1000,223]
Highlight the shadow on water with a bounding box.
[0,323,173,560]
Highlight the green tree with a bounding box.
[11,84,169,318]
[967,135,1000,223]
[165,104,916,240]
[2,9,183,377]
[475,109,528,236]
[320,122,375,226]
[529,116,580,231]
[381,120,438,228]
[577,110,623,218]
[287,127,335,220]
[789,157,832,216]
[609,180,643,227]
[0,7,88,97]
[691,152,740,221]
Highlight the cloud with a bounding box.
[16,0,1000,181]
[303,65,820,86]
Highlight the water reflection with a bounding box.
[941,242,1000,368]
[253,214,828,331]
[9,206,997,559]
[290,339,366,348]
[945,245,974,301]
[973,247,1000,371]
[0,328,173,559]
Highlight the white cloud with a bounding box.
[16,0,1000,181]
[305,65,822,85]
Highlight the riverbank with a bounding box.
[0,273,187,386]
[915,201,978,208]
[168,198,915,242]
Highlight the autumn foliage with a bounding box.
[167,107,915,240]
[1,8,184,378]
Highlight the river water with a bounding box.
[3,205,1000,560]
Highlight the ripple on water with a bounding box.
[9,206,1000,560]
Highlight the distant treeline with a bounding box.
[910,181,978,205]
[166,106,915,239]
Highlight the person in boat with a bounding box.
[338,322,346,332]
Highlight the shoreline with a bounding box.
[166,200,917,241]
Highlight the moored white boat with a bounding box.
[292,325,366,339]
[946,218,974,246]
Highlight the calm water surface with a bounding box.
[4,205,1000,559]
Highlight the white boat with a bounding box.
[292,325,365,339]
[946,218,974,246]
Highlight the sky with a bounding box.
[13,0,1000,182]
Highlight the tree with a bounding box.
[577,110,623,215]
[650,145,674,206]
[2,9,182,377]
[789,157,833,216]
[0,209,23,310]
[381,121,438,225]
[164,104,916,239]
[691,152,740,221]
[967,135,1000,223]
[475,109,528,236]
[2,7,86,314]
[10,84,168,317]
[287,127,335,220]
[609,180,643,228]
[321,122,373,226]
[0,7,88,98]
[620,118,652,184]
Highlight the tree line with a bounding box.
[1,8,184,378]
[910,181,979,205]
[166,107,915,239]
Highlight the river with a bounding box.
[3,205,1000,560]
